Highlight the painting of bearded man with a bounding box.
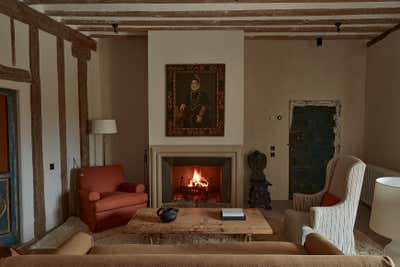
[166,64,225,136]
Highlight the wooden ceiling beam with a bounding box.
[22,0,400,4]
[0,0,96,50]
[245,34,375,39]
[78,25,388,32]
[367,23,400,47]
[62,18,400,26]
[45,7,400,17]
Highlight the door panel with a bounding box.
[289,105,336,199]
[0,90,19,245]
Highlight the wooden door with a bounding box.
[0,89,19,245]
[289,105,337,199]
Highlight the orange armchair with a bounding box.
[78,165,148,232]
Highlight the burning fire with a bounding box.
[188,169,209,188]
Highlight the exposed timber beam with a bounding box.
[0,0,96,50]
[367,23,400,47]
[45,7,400,18]
[0,64,31,83]
[245,34,376,39]
[22,0,400,3]
[63,18,400,26]
[78,25,388,32]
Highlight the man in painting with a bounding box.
[179,75,210,128]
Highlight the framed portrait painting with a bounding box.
[166,64,225,136]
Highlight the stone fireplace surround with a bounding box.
[149,145,243,208]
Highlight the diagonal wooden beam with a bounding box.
[22,0,400,4]
[63,18,400,26]
[0,64,31,83]
[45,7,400,18]
[367,23,400,47]
[0,0,96,50]
[78,25,388,33]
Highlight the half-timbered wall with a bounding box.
[0,11,99,242]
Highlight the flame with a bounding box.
[188,168,209,188]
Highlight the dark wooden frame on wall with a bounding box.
[166,64,225,137]
[0,0,96,239]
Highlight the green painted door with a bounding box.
[289,105,337,199]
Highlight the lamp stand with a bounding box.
[103,134,106,166]
[385,240,400,265]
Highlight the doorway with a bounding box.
[289,101,340,199]
[0,88,19,245]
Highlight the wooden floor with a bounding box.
[265,200,390,247]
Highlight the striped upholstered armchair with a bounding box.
[284,155,366,255]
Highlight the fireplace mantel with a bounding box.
[149,145,243,208]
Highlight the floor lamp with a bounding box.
[91,119,118,166]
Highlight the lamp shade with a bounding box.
[370,177,400,241]
[91,119,118,134]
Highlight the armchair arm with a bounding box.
[310,202,347,231]
[293,191,325,212]
[119,182,145,193]
[79,190,100,202]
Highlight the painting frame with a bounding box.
[166,64,225,137]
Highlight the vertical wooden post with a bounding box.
[72,43,90,168]
[29,25,46,238]
[10,18,16,66]
[57,37,68,221]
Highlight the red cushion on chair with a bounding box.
[321,193,340,206]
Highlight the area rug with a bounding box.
[30,216,383,256]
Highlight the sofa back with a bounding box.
[0,255,394,267]
[79,165,124,193]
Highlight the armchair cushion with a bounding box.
[88,192,101,202]
[119,182,145,193]
[321,192,340,206]
[95,192,148,212]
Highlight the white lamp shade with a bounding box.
[91,119,118,134]
[370,177,400,241]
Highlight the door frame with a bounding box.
[0,88,20,245]
[288,100,341,199]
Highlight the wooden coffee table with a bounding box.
[124,208,273,243]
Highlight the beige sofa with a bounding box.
[0,232,394,267]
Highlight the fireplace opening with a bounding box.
[162,157,232,206]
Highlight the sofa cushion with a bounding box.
[304,233,344,255]
[95,192,148,212]
[55,232,94,255]
[320,192,340,206]
[89,242,306,255]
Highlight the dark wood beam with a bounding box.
[10,18,16,66]
[29,25,46,239]
[245,34,376,40]
[57,37,69,222]
[0,0,96,50]
[90,33,376,39]
[22,0,400,3]
[78,25,388,33]
[72,44,90,168]
[0,64,31,83]
[45,7,400,18]
[367,23,400,47]
[63,18,400,26]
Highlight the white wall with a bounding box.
[148,31,244,146]
[363,31,400,170]
[244,40,367,200]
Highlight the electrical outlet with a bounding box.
[270,152,275,158]
[49,163,55,170]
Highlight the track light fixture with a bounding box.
[112,23,119,33]
[335,22,342,33]
[316,37,323,47]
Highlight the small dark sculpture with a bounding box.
[157,207,179,223]
[248,151,272,209]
